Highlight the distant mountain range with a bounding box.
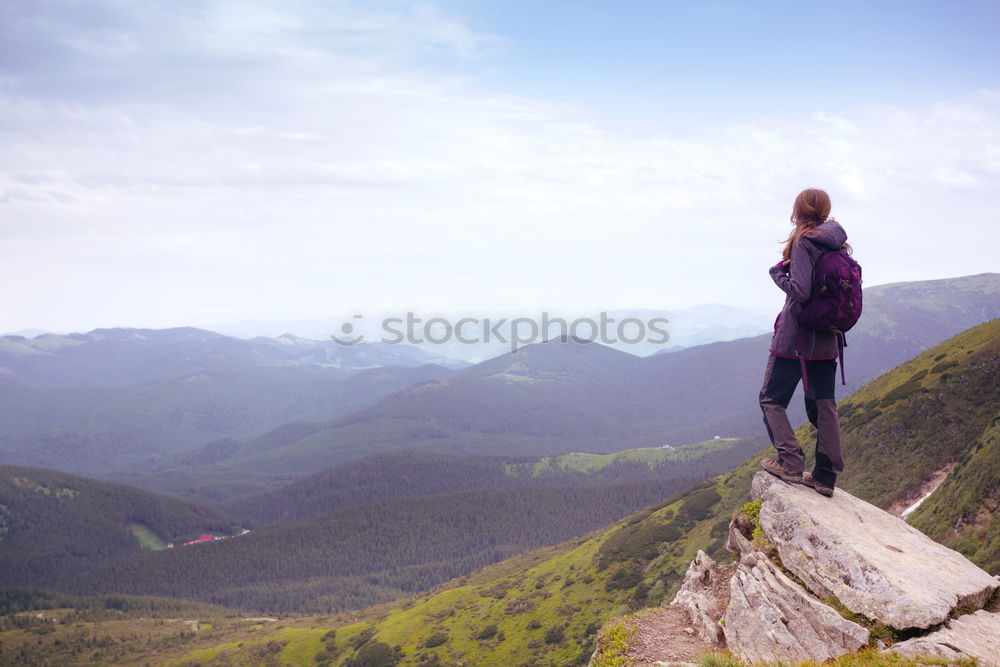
[206,303,774,362]
[1,274,997,499]
[0,328,464,472]
[0,326,466,388]
[111,273,1000,501]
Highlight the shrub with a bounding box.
[592,619,634,667]
[345,641,402,667]
[544,624,566,644]
[931,360,958,374]
[505,597,535,614]
[350,626,376,650]
[605,564,643,591]
[423,632,447,648]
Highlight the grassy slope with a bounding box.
[3,319,998,665]
[518,438,742,474]
[224,438,756,526]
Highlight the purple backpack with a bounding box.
[793,250,863,333]
[791,249,862,390]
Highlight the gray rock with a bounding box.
[726,513,754,557]
[752,472,997,629]
[671,550,728,643]
[722,552,870,664]
[888,610,1000,666]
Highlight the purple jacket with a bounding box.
[768,219,849,360]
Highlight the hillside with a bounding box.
[70,482,701,614]
[33,439,758,613]
[140,317,1000,665]
[138,274,1000,497]
[1,319,998,665]
[0,465,238,590]
[224,439,752,525]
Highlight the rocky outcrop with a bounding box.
[671,550,732,644]
[722,552,869,664]
[636,472,1000,665]
[751,472,997,630]
[888,610,1000,663]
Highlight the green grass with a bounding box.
[127,522,167,550]
[696,652,741,667]
[511,439,743,476]
[274,627,332,664]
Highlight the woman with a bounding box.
[759,188,850,497]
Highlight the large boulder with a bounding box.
[722,552,870,664]
[888,610,1000,666]
[751,472,997,629]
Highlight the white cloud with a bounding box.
[1,2,998,332]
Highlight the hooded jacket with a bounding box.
[768,219,849,360]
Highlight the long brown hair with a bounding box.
[781,188,850,260]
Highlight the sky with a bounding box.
[2,0,999,335]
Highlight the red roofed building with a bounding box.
[183,533,215,546]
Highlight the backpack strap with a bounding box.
[837,330,847,386]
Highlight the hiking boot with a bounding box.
[803,472,834,497]
[760,457,803,484]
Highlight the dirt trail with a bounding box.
[887,464,953,517]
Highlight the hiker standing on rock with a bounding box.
[759,188,860,498]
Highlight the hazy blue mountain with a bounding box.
[139,274,999,494]
[0,360,456,473]
[0,326,470,473]
[601,304,772,356]
[210,304,772,362]
[3,274,996,492]
[0,326,465,388]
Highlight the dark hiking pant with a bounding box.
[759,355,843,488]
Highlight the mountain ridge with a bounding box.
[128,274,1000,496]
[2,318,1000,664]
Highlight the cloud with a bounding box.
[0,2,998,331]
